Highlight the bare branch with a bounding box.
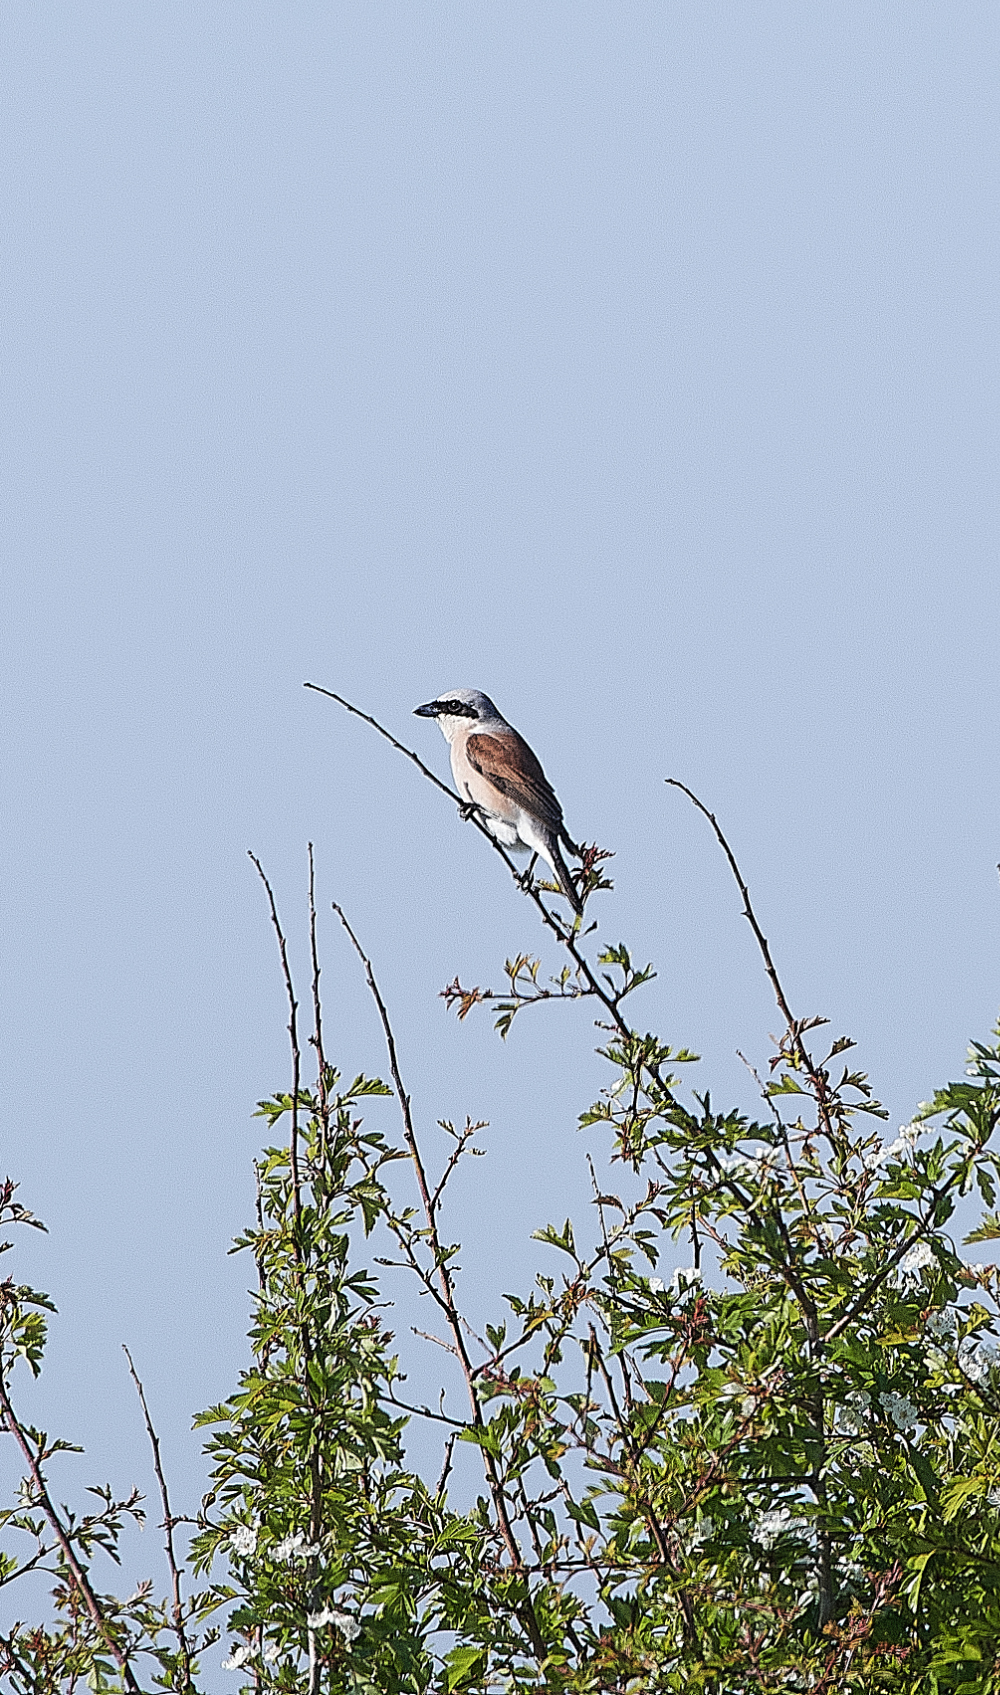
[665,779,835,1140]
[307,843,328,1130]
[411,1327,461,1358]
[123,1347,192,1690]
[304,683,458,803]
[436,1432,458,1497]
[248,852,302,1233]
[384,1392,464,1428]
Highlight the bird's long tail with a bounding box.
[547,837,583,916]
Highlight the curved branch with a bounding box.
[304,683,458,804]
[665,778,835,1141]
[123,1347,192,1690]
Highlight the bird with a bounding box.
[414,688,584,914]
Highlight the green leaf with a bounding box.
[964,1211,1000,1244]
[445,1645,488,1689]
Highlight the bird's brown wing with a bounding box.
[465,730,565,833]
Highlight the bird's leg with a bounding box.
[459,801,482,822]
[517,853,539,891]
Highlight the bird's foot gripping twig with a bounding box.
[516,853,539,894]
[458,801,484,824]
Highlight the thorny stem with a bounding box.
[0,1367,142,1693]
[331,902,547,1662]
[123,1347,192,1690]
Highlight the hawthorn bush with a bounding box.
[1,701,999,1694]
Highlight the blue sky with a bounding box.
[3,0,999,1668]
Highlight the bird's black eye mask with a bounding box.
[416,699,479,718]
[440,700,478,717]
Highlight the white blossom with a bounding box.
[648,1277,664,1293]
[795,1574,819,1609]
[262,1642,281,1664]
[958,1335,998,1385]
[836,1390,871,1435]
[670,1265,703,1294]
[719,1147,779,1182]
[754,1507,802,1549]
[272,1530,321,1563]
[229,1524,258,1559]
[878,1390,919,1433]
[926,1307,954,1341]
[864,1126,920,1172]
[685,1515,713,1551]
[221,1644,252,1670]
[308,1606,360,1641]
[898,1241,936,1283]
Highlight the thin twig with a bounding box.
[436,1432,458,1497]
[248,853,302,1234]
[304,684,458,803]
[385,1392,465,1428]
[411,1327,461,1358]
[0,1368,142,1693]
[665,779,835,1141]
[123,1347,192,1690]
[307,844,329,1139]
[429,1120,484,1220]
[331,901,546,1661]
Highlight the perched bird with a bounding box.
[414,688,583,914]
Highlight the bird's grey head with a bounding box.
[413,688,503,737]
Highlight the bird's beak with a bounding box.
[413,701,439,717]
